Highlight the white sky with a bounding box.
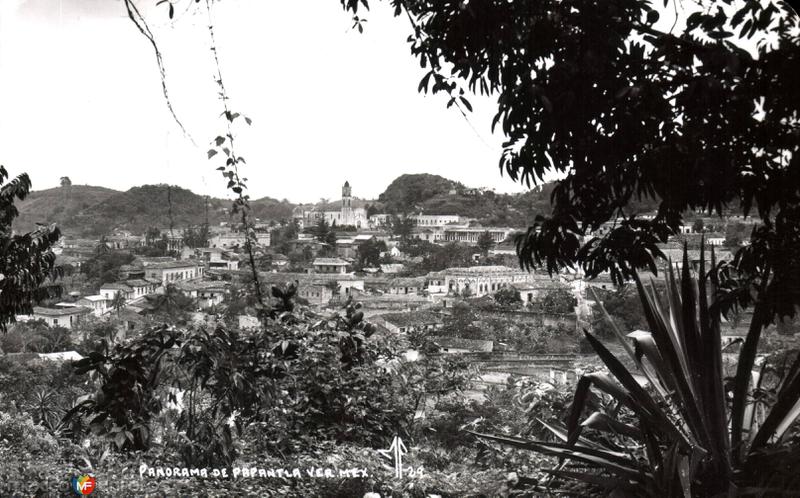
[0,0,531,203]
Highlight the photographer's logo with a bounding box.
[71,474,96,495]
[378,436,408,479]
[377,436,423,479]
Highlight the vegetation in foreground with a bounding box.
[0,288,575,497]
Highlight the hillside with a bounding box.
[249,196,298,222]
[74,185,230,235]
[13,185,120,232]
[378,174,462,213]
[372,175,557,227]
[15,184,296,236]
[375,176,663,227]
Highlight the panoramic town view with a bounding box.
[1,0,799,497]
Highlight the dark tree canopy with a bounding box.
[337,0,800,324]
[476,230,495,255]
[0,166,62,330]
[355,238,387,268]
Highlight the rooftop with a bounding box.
[313,258,350,266]
[376,311,445,328]
[33,306,91,317]
[430,265,531,277]
[143,261,200,269]
[176,280,229,292]
[126,279,159,287]
[100,283,133,292]
[78,295,107,302]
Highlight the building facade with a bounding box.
[294,181,368,229]
[31,306,91,329]
[143,261,204,286]
[427,266,536,297]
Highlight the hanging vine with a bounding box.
[201,0,266,313]
[122,0,267,315]
[123,0,194,144]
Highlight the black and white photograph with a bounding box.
[0,0,799,496]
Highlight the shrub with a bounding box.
[0,411,58,456]
[475,247,800,496]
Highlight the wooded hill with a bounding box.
[14,184,295,236]
[14,174,665,237]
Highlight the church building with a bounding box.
[293,181,368,229]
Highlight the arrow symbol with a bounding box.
[377,436,408,479]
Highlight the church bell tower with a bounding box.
[341,181,353,225]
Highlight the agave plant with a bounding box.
[473,246,800,496]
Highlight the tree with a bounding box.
[493,287,521,308]
[144,226,161,247]
[724,221,750,249]
[388,215,415,242]
[0,166,62,331]
[539,286,578,314]
[324,280,341,296]
[147,284,194,321]
[110,292,127,318]
[355,238,387,269]
[270,219,299,255]
[692,218,705,234]
[476,231,495,256]
[590,285,648,337]
[365,203,380,218]
[314,218,331,243]
[95,235,110,257]
[82,251,135,286]
[336,0,800,342]
[440,302,482,339]
[183,224,210,249]
[59,177,71,187]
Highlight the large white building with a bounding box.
[294,181,368,229]
[426,266,536,297]
[369,213,464,229]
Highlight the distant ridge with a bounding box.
[14,184,295,236]
[13,175,665,237]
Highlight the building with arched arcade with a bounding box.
[426,266,537,297]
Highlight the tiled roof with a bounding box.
[33,306,91,317]
[100,283,133,292]
[78,295,107,302]
[126,279,157,287]
[377,311,444,328]
[143,261,200,269]
[313,258,350,266]
[176,280,228,292]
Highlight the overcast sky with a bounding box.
[0,0,534,203]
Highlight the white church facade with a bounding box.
[293,181,368,229]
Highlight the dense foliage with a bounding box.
[0,166,62,331]
[339,0,800,334]
[398,240,476,273]
[591,285,649,338]
[81,250,136,286]
[378,174,461,214]
[355,238,388,269]
[477,247,800,496]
